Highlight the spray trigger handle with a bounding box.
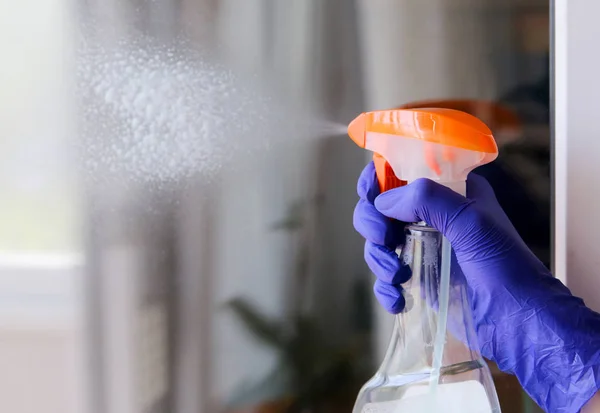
[373,153,406,193]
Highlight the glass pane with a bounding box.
[0,1,549,413]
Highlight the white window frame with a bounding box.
[552,0,600,310]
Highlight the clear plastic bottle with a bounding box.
[353,223,501,413]
[348,108,502,412]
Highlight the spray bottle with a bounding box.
[348,108,502,413]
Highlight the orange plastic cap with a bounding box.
[347,108,499,195]
[353,108,497,154]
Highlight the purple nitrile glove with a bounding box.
[353,161,600,413]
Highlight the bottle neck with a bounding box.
[378,225,483,376]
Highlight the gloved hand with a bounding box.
[354,161,600,413]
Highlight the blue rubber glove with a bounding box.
[353,161,600,413]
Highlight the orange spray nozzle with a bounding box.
[348,113,367,148]
[348,108,498,196]
[349,113,406,191]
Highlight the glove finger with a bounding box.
[364,241,412,285]
[374,279,406,314]
[374,178,474,239]
[354,199,405,248]
[357,161,379,203]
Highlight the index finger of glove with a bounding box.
[357,161,380,203]
[354,199,405,248]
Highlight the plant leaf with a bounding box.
[270,201,305,231]
[226,298,286,349]
[270,217,304,231]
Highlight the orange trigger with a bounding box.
[373,153,406,193]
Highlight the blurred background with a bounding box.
[0,0,549,412]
